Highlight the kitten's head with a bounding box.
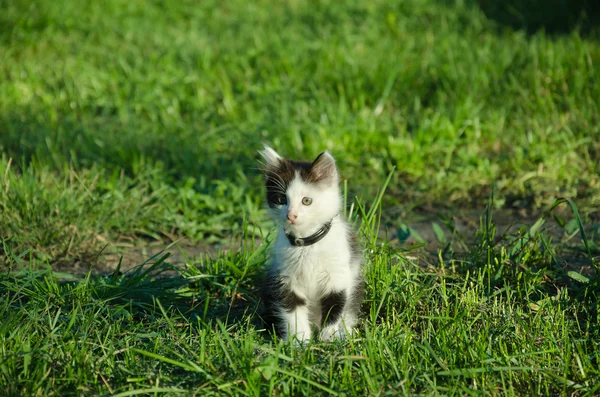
[258,146,340,237]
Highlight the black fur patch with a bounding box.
[260,272,306,336]
[280,288,306,312]
[320,290,346,327]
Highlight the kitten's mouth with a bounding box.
[283,222,301,233]
[283,221,296,230]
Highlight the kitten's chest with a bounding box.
[280,245,345,269]
[275,234,350,290]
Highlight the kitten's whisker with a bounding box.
[270,182,286,192]
[265,172,288,192]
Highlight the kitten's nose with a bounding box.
[287,212,298,223]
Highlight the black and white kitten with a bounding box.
[259,146,363,343]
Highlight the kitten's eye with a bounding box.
[274,194,287,205]
[302,197,312,206]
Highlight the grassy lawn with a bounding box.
[1,0,599,395]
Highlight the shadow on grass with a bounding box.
[0,110,269,267]
[460,0,600,35]
[0,110,261,185]
[1,246,266,337]
[97,250,264,329]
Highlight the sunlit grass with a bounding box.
[1,190,598,395]
[1,0,599,260]
[1,0,599,394]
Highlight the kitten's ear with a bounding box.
[258,145,283,168]
[310,151,338,183]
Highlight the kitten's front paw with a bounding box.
[286,331,312,347]
[319,324,346,341]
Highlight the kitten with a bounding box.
[258,146,363,343]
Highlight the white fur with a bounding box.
[273,218,361,341]
[258,145,282,167]
[267,174,362,342]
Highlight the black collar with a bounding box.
[285,220,333,247]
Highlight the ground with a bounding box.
[1,0,599,395]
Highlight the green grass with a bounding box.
[1,0,600,394]
[1,192,599,395]
[2,0,600,260]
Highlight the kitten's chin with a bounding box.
[281,221,322,238]
[281,222,298,234]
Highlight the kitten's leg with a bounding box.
[337,278,364,337]
[279,289,312,343]
[319,290,347,341]
[338,311,358,337]
[280,304,312,343]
